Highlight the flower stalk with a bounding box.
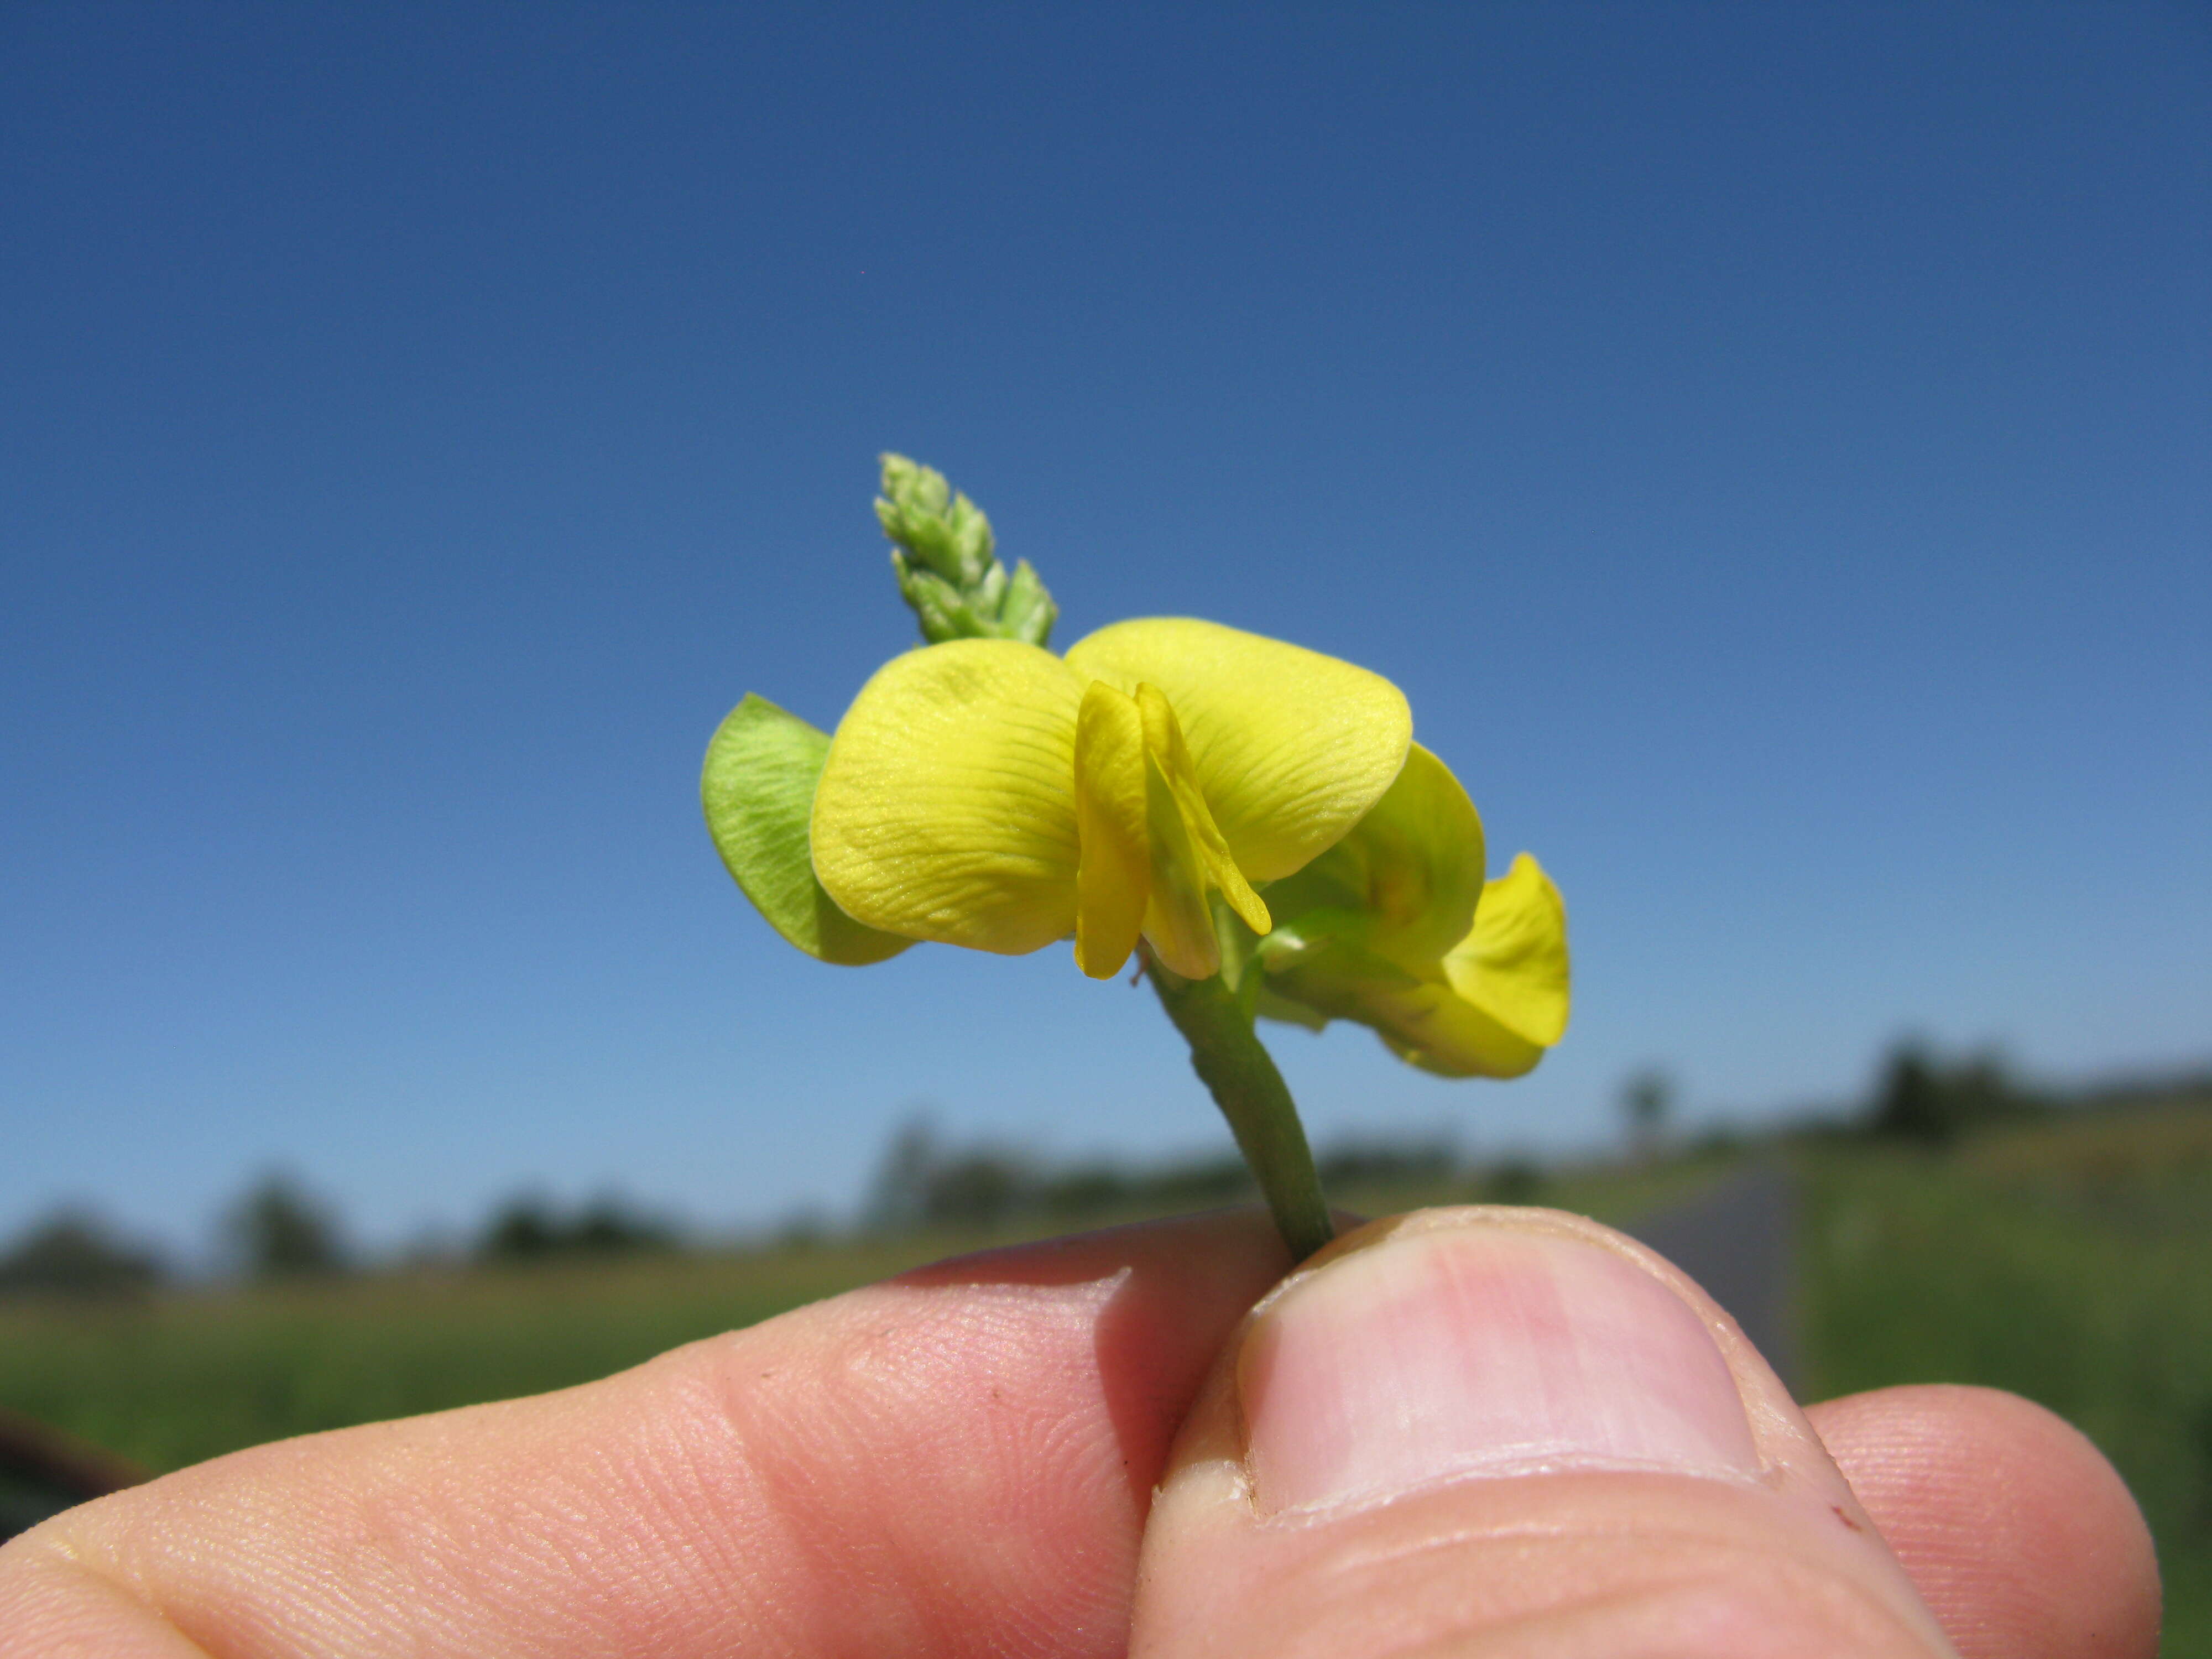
[1144,954,1336,1261]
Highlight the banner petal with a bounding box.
[1065,617,1410,881]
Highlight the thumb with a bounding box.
[1130,1207,1955,1658]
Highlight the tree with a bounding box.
[568,1196,675,1255]
[225,1172,345,1280]
[476,1193,678,1262]
[1865,1042,2040,1145]
[1621,1070,1673,1161]
[0,1210,163,1297]
[1866,1043,1984,1144]
[921,1152,1030,1229]
[862,1114,940,1235]
[479,1195,562,1261]
[1869,1044,1948,1143]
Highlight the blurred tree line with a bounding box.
[224,1173,347,1279]
[0,1172,678,1296]
[861,1115,1545,1234]
[2,1047,2204,1296]
[474,1194,676,1263]
[0,1211,162,1298]
[1860,1043,2049,1146]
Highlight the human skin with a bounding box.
[0,1207,2161,1658]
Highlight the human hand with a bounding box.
[0,1207,2159,1657]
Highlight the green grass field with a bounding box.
[4,1112,2206,1650]
[1801,1103,2212,1653]
[0,1156,1725,1473]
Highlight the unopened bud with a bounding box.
[876,453,1058,647]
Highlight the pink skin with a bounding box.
[1130,1208,2161,1659]
[0,1209,2161,1659]
[1806,1385,2163,1659]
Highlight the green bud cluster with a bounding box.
[877,453,1057,648]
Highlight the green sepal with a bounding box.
[1254,923,1421,1032]
[1255,916,1424,990]
[701,694,916,966]
[1210,898,1268,1020]
[1251,983,1329,1032]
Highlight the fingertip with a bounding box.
[1133,1207,1953,1658]
[1809,1384,2161,1659]
[0,1209,1297,1659]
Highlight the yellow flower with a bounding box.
[1253,743,1571,1077]
[706,453,1569,1262]
[706,606,1567,1078]
[808,617,1412,981]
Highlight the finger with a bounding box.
[0,1211,1291,1659]
[1131,1206,1958,1658]
[1808,1384,2160,1659]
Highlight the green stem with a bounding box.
[1146,961,1336,1261]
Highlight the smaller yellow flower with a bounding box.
[1254,743,1570,1078]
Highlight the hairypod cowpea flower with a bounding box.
[703,456,1569,1256]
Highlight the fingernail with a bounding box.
[1240,1220,1761,1514]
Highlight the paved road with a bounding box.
[1624,1163,1798,1392]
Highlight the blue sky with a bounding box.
[4,3,2207,1258]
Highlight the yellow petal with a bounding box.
[1072,681,1150,978]
[1064,618,1411,881]
[812,639,1083,954]
[1255,846,1567,1078]
[1256,743,1483,973]
[1256,959,1548,1079]
[1139,747,1221,979]
[1136,684,1270,937]
[1370,982,1550,1079]
[1441,853,1571,1047]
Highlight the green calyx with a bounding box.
[701,694,914,967]
[877,453,1057,647]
